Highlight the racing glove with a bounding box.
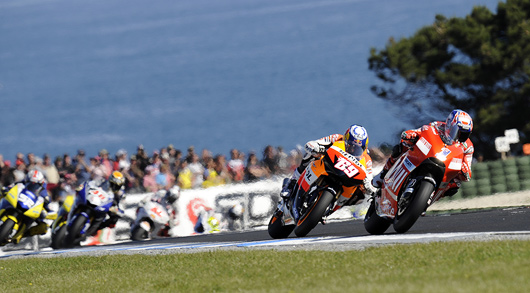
[305,140,326,156]
[458,160,472,182]
[401,130,418,142]
[363,176,378,195]
[109,205,125,217]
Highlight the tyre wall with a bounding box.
[456,156,530,199]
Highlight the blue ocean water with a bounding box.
[0,0,500,160]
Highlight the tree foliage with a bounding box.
[369,0,530,157]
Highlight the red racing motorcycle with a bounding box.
[364,125,467,234]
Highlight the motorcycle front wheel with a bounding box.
[131,225,149,241]
[293,190,334,237]
[267,209,295,239]
[51,224,67,249]
[0,218,16,244]
[393,179,435,233]
[363,198,391,235]
[64,215,88,248]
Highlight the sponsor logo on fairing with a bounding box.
[381,198,394,215]
[435,148,452,161]
[403,158,415,172]
[448,158,462,170]
[416,137,432,155]
[331,146,364,170]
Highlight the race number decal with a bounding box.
[150,206,163,218]
[334,157,359,178]
[18,193,36,207]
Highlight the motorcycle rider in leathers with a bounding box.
[1,170,53,237]
[372,109,474,197]
[81,170,127,230]
[280,124,378,200]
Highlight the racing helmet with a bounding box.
[109,171,125,193]
[165,186,181,204]
[25,169,46,194]
[445,109,473,144]
[343,124,369,159]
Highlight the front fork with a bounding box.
[276,198,295,226]
[397,176,437,214]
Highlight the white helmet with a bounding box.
[26,169,46,185]
[165,186,181,204]
[25,170,46,194]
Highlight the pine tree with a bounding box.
[369,0,530,158]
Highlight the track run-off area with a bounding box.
[2,207,529,259]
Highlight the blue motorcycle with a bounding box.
[62,182,114,248]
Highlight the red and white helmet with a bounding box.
[26,169,46,185]
[25,169,46,194]
[445,109,473,143]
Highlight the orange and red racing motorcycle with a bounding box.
[364,125,468,234]
[268,141,370,238]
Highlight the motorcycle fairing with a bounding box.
[5,184,24,208]
[139,220,151,232]
[63,195,75,213]
[145,202,170,224]
[86,188,113,212]
[22,196,44,219]
[299,142,367,194]
[375,126,466,219]
[3,184,44,220]
[51,195,74,231]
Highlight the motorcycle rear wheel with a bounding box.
[267,210,295,239]
[65,215,88,248]
[393,179,435,233]
[131,225,149,241]
[363,198,391,235]
[294,190,334,237]
[0,219,16,244]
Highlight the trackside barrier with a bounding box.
[456,156,530,199]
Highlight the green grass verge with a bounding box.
[1,240,529,292]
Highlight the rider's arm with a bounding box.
[361,154,377,195]
[458,140,474,182]
[38,186,52,212]
[305,134,343,155]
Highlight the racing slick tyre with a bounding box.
[64,215,88,248]
[363,198,391,235]
[131,225,149,241]
[294,190,334,237]
[267,210,295,239]
[51,225,67,249]
[393,179,435,234]
[0,218,16,244]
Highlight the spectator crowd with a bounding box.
[0,144,306,203]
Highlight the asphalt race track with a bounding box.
[2,207,529,259]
